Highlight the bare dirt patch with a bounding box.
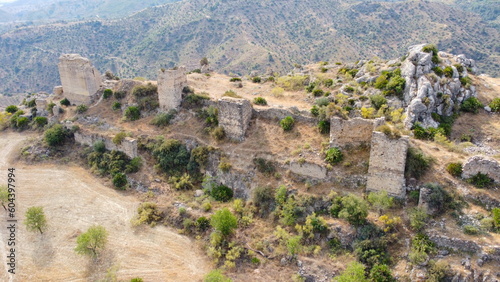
[0,132,210,281]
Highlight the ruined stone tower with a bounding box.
[57,54,102,105]
[218,97,253,141]
[157,66,187,111]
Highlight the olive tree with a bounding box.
[24,206,47,234]
[75,225,108,257]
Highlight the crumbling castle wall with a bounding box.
[366,131,409,198]
[218,97,253,141]
[58,54,102,105]
[462,156,500,183]
[329,117,385,148]
[74,131,138,159]
[157,67,187,111]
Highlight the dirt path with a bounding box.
[0,132,210,281]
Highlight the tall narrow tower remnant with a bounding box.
[157,66,187,111]
[57,54,101,105]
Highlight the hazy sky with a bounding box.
[0,0,17,3]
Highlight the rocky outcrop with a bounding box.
[462,156,500,183]
[218,97,253,142]
[329,117,385,148]
[366,131,409,198]
[401,44,477,128]
[157,67,187,111]
[57,54,102,105]
[428,234,481,253]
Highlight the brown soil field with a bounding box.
[0,132,210,281]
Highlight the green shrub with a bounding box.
[137,96,159,111]
[432,67,443,76]
[103,89,113,99]
[93,141,106,153]
[376,124,401,139]
[318,120,330,134]
[369,264,395,282]
[422,44,440,64]
[408,207,429,231]
[124,106,141,121]
[492,208,500,230]
[184,93,210,107]
[199,106,218,127]
[252,186,275,217]
[211,208,238,236]
[463,225,479,235]
[446,163,462,177]
[460,76,472,87]
[132,83,157,97]
[196,216,211,231]
[152,139,190,175]
[33,116,48,128]
[443,66,454,78]
[133,202,163,226]
[461,97,483,114]
[222,90,241,98]
[112,102,121,111]
[204,269,232,282]
[113,132,127,145]
[210,126,225,141]
[44,124,68,146]
[325,147,343,165]
[338,194,368,225]
[305,83,316,93]
[60,98,70,106]
[46,102,56,112]
[112,173,127,189]
[252,76,261,83]
[229,77,242,82]
[253,97,267,105]
[15,116,29,129]
[315,97,330,106]
[310,105,320,117]
[211,185,234,202]
[312,88,324,97]
[324,79,334,87]
[253,158,276,175]
[169,173,194,190]
[5,105,18,113]
[488,98,500,112]
[410,233,435,264]
[76,104,88,114]
[424,183,455,213]
[405,147,432,180]
[114,90,126,99]
[276,75,308,91]
[280,116,295,131]
[150,110,176,127]
[87,150,136,176]
[467,172,493,188]
[126,157,142,173]
[333,261,367,282]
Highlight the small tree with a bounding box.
[200,57,209,66]
[338,194,368,225]
[44,124,68,146]
[75,225,108,257]
[0,185,8,210]
[24,206,47,234]
[210,208,238,237]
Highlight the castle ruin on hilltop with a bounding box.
[157,67,187,111]
[57,54,102,105]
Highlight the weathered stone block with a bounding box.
[218,97,252,141]
[366,132,409,198]
[157,66,187,111]
[462,156,500,183]
[329,117,385,148]
[289,161,327,179]
[58,54,101,105]
[53,86,63,96]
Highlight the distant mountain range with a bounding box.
[0,0,498,94]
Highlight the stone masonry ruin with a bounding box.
[157,66,187,111]
[462,155,500,183]
[366,131,409,198]
[218,97,253,142]
[57,54,102,105]
[329,117,385,148]
[74,131,138,159]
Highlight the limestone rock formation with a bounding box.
[401,44,477,128]
[462,156,500,183]
[157,67,187,111]
[366,131,409,198]
[218,97,253,142]
[57,54,102,105]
